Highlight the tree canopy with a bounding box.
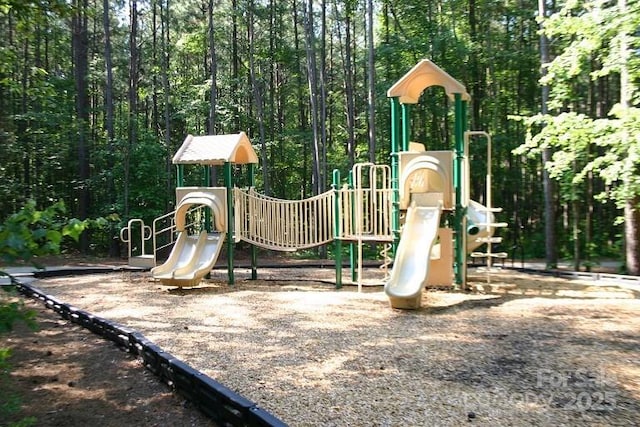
[0,0,638,270]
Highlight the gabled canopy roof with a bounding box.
[387,59,470,104]
[172,132,259,165]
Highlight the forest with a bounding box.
[0,0,638,273]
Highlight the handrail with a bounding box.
[151,205,207,265]
[119,218,152,261]
[336,187,393,241]
[120,205,208,266]
[152,209,179,262]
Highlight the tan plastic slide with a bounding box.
[151,231,225,287]
[384,205,442,309]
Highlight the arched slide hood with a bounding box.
[399,155,452,210]
[174,192,226,232]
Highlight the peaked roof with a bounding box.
[172,132,259,165]
[387,59,470,103]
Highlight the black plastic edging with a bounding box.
[502,266,640,286]
[11,272,288,427]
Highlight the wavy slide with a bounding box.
[466,199,495,253]
[151,231,225,287]
[384,205,442,309]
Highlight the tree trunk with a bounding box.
[293,0,309,197]
[538,0,558,268]
[161,0,172,210]
[207,0,218,185]
[335,1,355,169]
[619,0,640,275]
[248,0,269,194]
[318,0,327,257]
[20,38,30,200]
[207,0,217,135]
[73,0,90,253]
[319,0,327,194]
[303,0,321,195]
[585,147,593,271]
[232,0,240,130]
[572,196,580,271]
[366,0,375,162]
[125,0,138,219]
[103,0,119,257]
[151,0,159,139]
[624,198,640,274]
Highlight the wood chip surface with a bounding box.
[32,267,640,426]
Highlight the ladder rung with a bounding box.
[474,237,502,243]
[470,252,508,258]
[476,207,503,213]
[490,252,508,258]
[474,222,508,228]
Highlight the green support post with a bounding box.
[401,103,411,151]
[453,94,467,288]
[461,99,468,287]
[203,166,211,232]
[203,165,211,186]
[248,163,257,280]
[390,97,401,255]
[176,165,184,187]
[224,161,234,285]
[332,169,342,289]
[348,170,357,282]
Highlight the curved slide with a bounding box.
[384,205,442,309]
[467,199,495,253]
[151,231,225,287]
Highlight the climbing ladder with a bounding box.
[465,131,507,269]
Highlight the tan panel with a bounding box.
[387,59,470,103]
[172,132,259,165]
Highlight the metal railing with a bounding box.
[336,164,394,242]
[336,187,394,241]
[120,218,153,263]
[120,205,207,266]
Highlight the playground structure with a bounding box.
[120,59,506,309]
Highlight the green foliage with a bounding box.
[0,199,93,426]
[0,200,88,265]
[0,0,632,264]
[540,0,636,109]
[513,108,640,211]
[512,0,639,262]
[589,106,640,208]
[125,134,172,222]
[0,296,37,334]
[0,298,37,425]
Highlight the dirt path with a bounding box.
[2,298,216,427]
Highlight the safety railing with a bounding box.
[336,164,393,242]
[234,188,334,251]
[120,205,207,267]
[120,219,154,267]
[336,187,394,241]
